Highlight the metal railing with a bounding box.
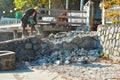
[0,17,21,25]
[38,8,87,22]
[37,0,93,31]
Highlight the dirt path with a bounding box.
[0,62,120,80]
[0,69,66,80]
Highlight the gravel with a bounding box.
[31,62,120,80]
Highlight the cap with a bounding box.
[34,6,40,13]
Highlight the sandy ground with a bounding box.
[0,62,120,80]
[0,69,66,80]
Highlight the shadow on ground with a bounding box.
[71,62,111,68]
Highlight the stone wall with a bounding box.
[0,51,15,70]
[0,32,13,41]
[0,31,101,63]
[0,36,42,62]
[97,24,120,62]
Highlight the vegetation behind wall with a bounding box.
[100,0,120,24]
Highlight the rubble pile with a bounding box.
[0,30,102,64]
[37,49,101,65]
[36,31,102,65]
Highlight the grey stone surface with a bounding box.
[98,24,120,62]
[0,51,15,70]
[37,62,120,80]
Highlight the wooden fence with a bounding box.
[0,1,94,39]
[36,1,94,31]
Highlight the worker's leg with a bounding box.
[22,22,27,38]
[22,27,26,35]
[29,24,36,36]
[30,27,33,36]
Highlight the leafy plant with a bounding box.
[100,0,120,24]
[102,0,120,9]
[13,0,49,13]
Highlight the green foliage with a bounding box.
[112,19,120,24]
[103,0,120,9]
[0,0,15,17]
[14,0,24,10]
[14,0,49,12]
[102,0,120,24]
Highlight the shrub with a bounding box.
[100,0,120,24]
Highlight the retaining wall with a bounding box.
[97,24,120,62]
[0,32,100,62]
[0,51,15,70]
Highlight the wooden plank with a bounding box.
[40,8,87,13]
[8,27,19,30]
[57,16,86,19]
[37,20,86,25]
[43,26,74,31]
[37,21,54,24]
[38,13,86,17]
[56,22,86,25]
[38,14,86,19]
[37,14,57,17]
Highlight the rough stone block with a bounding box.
[0,51,15,71]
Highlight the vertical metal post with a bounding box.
[80,0,84,11]
[86,0,94,31]
[89,0,94,31]
[102,7,105,24]
[102,0,105,24]
[66,0,69,9]
[49,0,51,15]
[13,30,18,39]
[86,1,90,31]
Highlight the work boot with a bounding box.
[29,30,38,37]
[22,29,29,38]
[29,33,35,37]
[34,30,38,35]
[22,34,27,38]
